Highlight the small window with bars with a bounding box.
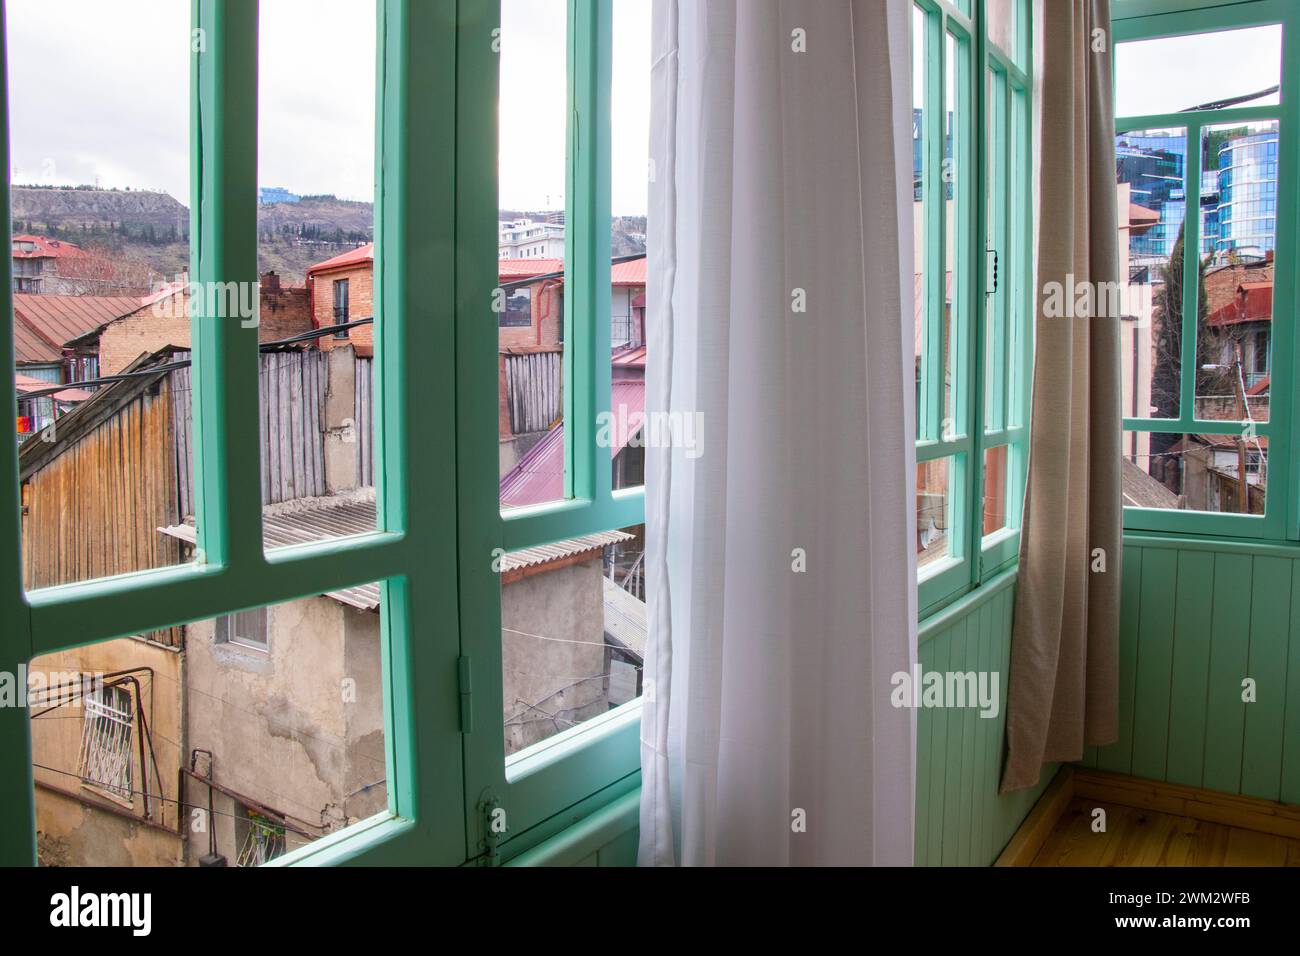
[77,684,133,802]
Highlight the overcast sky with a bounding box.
[908,21,1279,122]
[6,0,651,215]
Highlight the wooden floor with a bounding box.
[1031,797,1300,867]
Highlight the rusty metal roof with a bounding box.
[12,292,145,364]
[157,495,632,611]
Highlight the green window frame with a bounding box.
[1113,0,1300,542]
[0,0,640,868]
[914,0,1033,618]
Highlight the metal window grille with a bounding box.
[77,685,133,799]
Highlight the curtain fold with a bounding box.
[1000,0,1122,794]
[639,0,917,866]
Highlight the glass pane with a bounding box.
[9,0,195,591]
[1123,430,1265,514]
[985,0,1015,59]
[257,1,378,550]
[982,445,1009,535]
[984,68,1007,433]
[1116,127,1187,421]
[610,0,650,489]
[1007,87,1028,428]
[1197,121,1277,425]
[29,581,389,866]
[499,0,569,510]
[1115,26,1282,118]
[502,524,646,755]
[912,3,928,440]
[917,455,955,571]
[942,32,964,439]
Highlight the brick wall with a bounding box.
[498,279,563,350]
[98,275,316,375]
[311,264,375,357]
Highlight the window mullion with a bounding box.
[191,0,263,572]
[1178,116,1204,433]
[565,0,612,505]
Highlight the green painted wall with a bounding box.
[1083,536,1300,804]
[915,573,1053,866]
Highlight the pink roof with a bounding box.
[15,373,91,403]
[12,235,87,259]
[499,380,645,508]
[612,345,646,369]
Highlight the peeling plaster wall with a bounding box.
[183,595,385,864]
[502,558,610,755]
[29,637,184,866]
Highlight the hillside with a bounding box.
[11,185,374,284]
[11,188,646,287]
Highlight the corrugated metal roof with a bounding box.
[610,256,646,286]
[157,496,633,611]
[16,373,91,402]
[306,243,374,277]
[12,293,146,363]
[499,380,645,509]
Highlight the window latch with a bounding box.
[986,248,999,296]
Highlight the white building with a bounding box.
[499,218,566,260]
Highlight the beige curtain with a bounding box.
[1001,0,1121,793]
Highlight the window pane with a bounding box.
[502,524,646,756]
[1115,26,1282,118]
[985,0,1016,59]
[942,32,965,438]
[610,0,650,489]
[9,0,194,591]
[499,0,569,510]
[912,3,928,440]
[984,68,1007,433]
[1116,126,1187,421]
[982,444,1009,535]
[917,455,956,570]
[29,581,390,866]
[258,1,378,549]
[1197,121,1277,425]
[1007,87,1028,428]
[1122,430,1265,514]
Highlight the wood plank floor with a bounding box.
[1031,797,1300,867]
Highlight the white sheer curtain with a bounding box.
[639,0,917,867]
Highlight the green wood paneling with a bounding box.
[1098,539,1300,806]
[1098,546,1143,774]
[911,577,1050,866]
[1130,548,1178,779]
[1241,556,1293,799]
[1282,561,1300,803]
[1203,552,1253,794]
[1165,550,1215,787]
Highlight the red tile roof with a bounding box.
[11,235,87,259]
[499,380,645,508]
[12,293,146,364]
